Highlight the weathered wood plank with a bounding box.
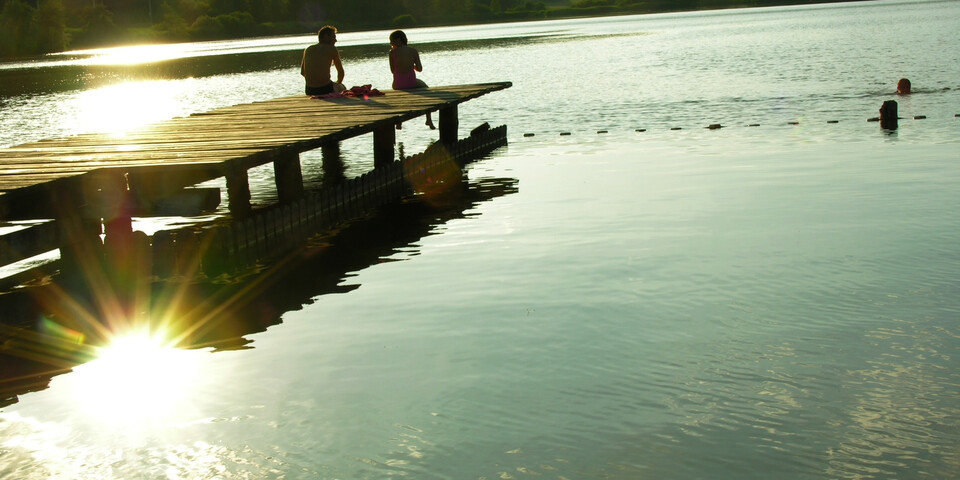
[0,82,511,219]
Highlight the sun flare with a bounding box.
[70,330,202,428]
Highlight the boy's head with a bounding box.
[319,25,338,44]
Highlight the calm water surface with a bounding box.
[1,0,959,478]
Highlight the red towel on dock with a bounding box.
[313,85,385,100]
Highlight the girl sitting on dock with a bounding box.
[389,30,435,129]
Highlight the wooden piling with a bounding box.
[226,165,253,220]
[274,151,305,204]
[880,100,898,130]
[439,105,459,144]
[374,124,396,168]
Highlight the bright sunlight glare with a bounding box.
[70,330,202,428]
[86,43,194,66]
[66,79,192,136]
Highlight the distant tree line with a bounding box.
[1,0,866,57]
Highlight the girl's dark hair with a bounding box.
[390,30,408,46]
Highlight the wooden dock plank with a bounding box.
[0,82,510,218]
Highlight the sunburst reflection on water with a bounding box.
[69,330,206,429]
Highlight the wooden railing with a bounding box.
[152,124,508,279]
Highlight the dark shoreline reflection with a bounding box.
[0,172,518,407]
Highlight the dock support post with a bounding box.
[321,142,346,187]
[226,165,253,220]
[374,124,396,168]
[50,178,102,285]
[56,212,103,288]
[274,152,304,204]
[439,105,459,144]
[879,100,898,130]
[101,173,133,241]
[98,173,150,320]
[322,142,341,162]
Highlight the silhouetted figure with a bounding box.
[897,78,911,95]
[302,25,346,96]
[389,30,435,129]
[879,100,898,129]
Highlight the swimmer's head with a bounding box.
[897,78,911,95]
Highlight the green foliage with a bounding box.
[69,4,120,48]
[0,0,36,56]
[208,0,244,17]
[393,13,416,28]
[81,4,117,31]
[571,0,614,7]
[34,0,67,53]
[508,1,548,12]
[189,10,254,39]
[173,0,212,25]
[152,1,190,40]
[645,0,701,10]
[248,0,289,23]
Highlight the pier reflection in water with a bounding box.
[0,166,518,408]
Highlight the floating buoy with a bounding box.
[513,114,950,138]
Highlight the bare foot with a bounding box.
[396,123,402,130]
[426,116,436,130]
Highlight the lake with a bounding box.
[1,0,959,478]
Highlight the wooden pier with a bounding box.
[0,82,513,405]
[0,82,512,289]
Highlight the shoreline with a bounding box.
[0,0,875,60]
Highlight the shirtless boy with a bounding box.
[301,25,345,96]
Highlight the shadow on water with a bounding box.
[0,170,518,407]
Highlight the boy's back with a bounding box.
[302,43,338,88]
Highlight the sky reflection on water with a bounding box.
[1,1,960,478]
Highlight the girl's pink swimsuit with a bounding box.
[392,70,419,90]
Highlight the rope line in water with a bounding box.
[519,113,959,137]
